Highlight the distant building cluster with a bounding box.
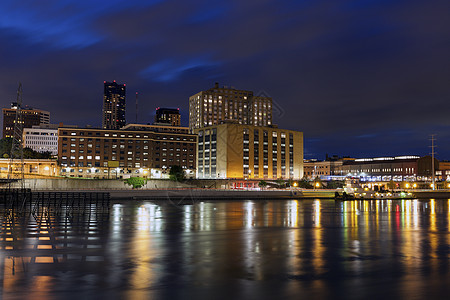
[3,81,450,187]
[1,82,304,182]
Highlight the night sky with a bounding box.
[1,0,449,160]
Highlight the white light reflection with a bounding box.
[286,200,299,227]
[244,202,255,229]
[413,200,419,228]
[313,200,321,228]
[184,205,192,232]
[112,204,123,237]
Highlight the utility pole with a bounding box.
[430,134,436,190]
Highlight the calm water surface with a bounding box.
[1,199,450,299]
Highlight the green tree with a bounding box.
[298,177,313,189]
[326,180,344,189]
[169,165,186,182]
[276,178,285,188]
[125,177,147,189]
[0,138,53,159]
[0,138,12,157]
[258,180,268,189]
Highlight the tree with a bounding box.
[125,177,147,189]
[326,180,344,189]
[258,180,268,189]
[298,177,313,189]
[0,138,52,159]
[169,165,186,182]
[0,138,12,157]
[276,178,285,189]
[313,176,323,189]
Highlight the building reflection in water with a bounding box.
[1,199,450,298]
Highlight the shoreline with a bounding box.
[25,188,450,200]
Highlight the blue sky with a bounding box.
[1,0,449,159]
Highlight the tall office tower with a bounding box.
[102,81,126,129]
[154,107,181,126]
[188,83,272,132]
[2,102,50,138]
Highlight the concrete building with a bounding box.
[23,125,58,155]
[57,124,196,178]
[154,107,181,126]
[194,122,303,180]
[102,81,126,130]
[189,83,272,132]
[2,102,50,138]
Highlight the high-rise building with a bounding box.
[102,81,126,130]
[154,107,181,126]
[189,83,272,132]
[2,102,50,138]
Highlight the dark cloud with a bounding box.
[1,0,449,159]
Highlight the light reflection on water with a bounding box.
[1,199,450,299]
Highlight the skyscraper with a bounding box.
[102,81,126,129]
[189,83,272,132]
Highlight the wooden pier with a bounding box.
[0,189,110,213]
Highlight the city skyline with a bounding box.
[1,0,449,159]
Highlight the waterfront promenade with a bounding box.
[3,178,450,200]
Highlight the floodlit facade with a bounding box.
[194,122,303,180]
[189,83,272,132]
[102,81,126,130]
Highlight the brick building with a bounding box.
[58,124,196,178]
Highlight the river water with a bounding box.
[1,199,450,299]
